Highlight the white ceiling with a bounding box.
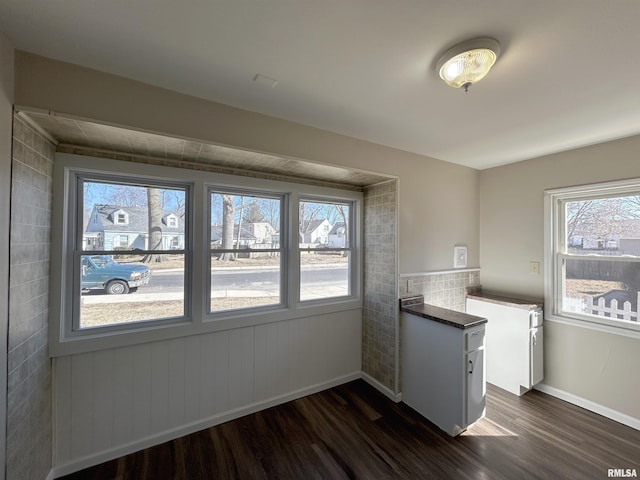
[2,0,640,170]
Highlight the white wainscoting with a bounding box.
[53,309,362,474]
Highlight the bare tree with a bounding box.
[142,187,166,263]
[299,202,324,243]
[235,196,246,250]
[258,198,280,231]
[567,197,640,249]
[218,194,236,261]
[566,200,595,239]
[334,204,349,251]
[243,201,265,223]
[626,195,640,218]
[107,184,147,207]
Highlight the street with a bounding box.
[145,265,347,292]
[82,264,349,303]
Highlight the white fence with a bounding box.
[565,292,640,321]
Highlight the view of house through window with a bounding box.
[209,191,283,312]
[558,192,640,324]
[79,179,187,329]
[299,199,351,301]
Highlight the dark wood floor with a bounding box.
[59,380,640,479]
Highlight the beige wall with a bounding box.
[0,30,13,480]
[479,135,640,420]
[14,51,479,274]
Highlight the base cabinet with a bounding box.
[401,311,486,436]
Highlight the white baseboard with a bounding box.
[50,372,361,479]
[534,383,640,431]
[361,372,402,402]
[45,469,56,480]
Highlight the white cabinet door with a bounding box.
[466,347,486,425]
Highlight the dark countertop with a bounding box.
[466,291,542,310]
[400,296,487,330]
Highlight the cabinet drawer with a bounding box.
[466,328,485,351]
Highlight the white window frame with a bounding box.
[206,187,287,315]
[50,153,363,356]
[54,164,193,344]
[115,211,128,225]
[298,197,355,303]
[545,178,640,338]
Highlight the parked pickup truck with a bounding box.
[81,255,152,294]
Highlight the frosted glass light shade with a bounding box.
[437,38,500,92]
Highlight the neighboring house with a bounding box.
[619,238,640,255]
[210,222,278,257]
[245,222,277,245]
[84,204,185,251]
[300,219,332,245]
[569,218,640,252]
[210,224,258,247]
[210,222,276,247]
[328,222,348,248]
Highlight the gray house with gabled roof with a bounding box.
[84,204,185,251]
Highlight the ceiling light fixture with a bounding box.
[436,37,501,93]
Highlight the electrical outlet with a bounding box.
[529,261,540,275]
[407,279,414,291]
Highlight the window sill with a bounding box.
[50,299,363,357]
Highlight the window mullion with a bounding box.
[290,192,301,309]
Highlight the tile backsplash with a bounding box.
[399,270,480,312]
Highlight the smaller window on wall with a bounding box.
[208,189,284,313]
[545,178,640,335]
[299,199,354,302]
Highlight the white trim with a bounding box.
[545,177,640,196]
[44,470,56,480]
[534,383,640,431]
[400,268,480,277]
[361,372,402,402]
[50,372,361,478]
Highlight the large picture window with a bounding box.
[51,154,362,355]
[546,179,640,333]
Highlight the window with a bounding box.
[208,190,284,313]
[115,211,128,224]
[52,154,361,355]
[299,199,353,301]
[73,177,189,331]
[546,179,640,333]
[115,234,129,248]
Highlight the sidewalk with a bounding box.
[81,285,348,304]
